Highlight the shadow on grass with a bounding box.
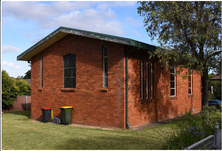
[5,111,31,119]
[54,134,165,150]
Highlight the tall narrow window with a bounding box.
[141,60,143,100]
[146,61,148,99]
[40,55,43,88]
[188,70,192,95]
[151,63,153,99]
[103,46,108,88]
[170,67,176,97]
[64,54,76,88]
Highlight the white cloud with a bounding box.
[2,45,22,53]
[2,1,92,21]
[2,61,23,69]
[97,1,136,10]
[23,32,43,43]
[2,1,129,36]
[39,8,123,35]
[111,1,136,7]
[126,17,142,26]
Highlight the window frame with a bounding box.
[170,66,176,97]
[103,46,108,88]
[146,61,148,99]
[63,53,76,88]
[151,62,153,99]
[141,60,143,100]
[40,55,43,88]
[188,70,192,95]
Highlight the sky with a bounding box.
[2,1,159,78]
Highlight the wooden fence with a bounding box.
[2,95,31,112]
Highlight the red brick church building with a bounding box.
[17,26,202,128]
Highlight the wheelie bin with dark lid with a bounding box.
[41,108,52,123]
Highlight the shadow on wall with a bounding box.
[129,50,179,124]
[151,62,178,121]
[36,108,62,121]
[21,103,31,111]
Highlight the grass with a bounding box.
[3,110,221,150]
[2,111,174,150]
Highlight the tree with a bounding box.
[137,1,221,106]
[213,59,221,75]
[15,78,31,96]
[208,73,216,80]
[23,69,31,79]
[2,70,19,110]
[17,75,24,79]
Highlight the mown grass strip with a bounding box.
[5,110,219,150]
[2,111,172,150]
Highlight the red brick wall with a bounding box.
[127,50,202,127]
[31,33,202,128]
[31,34,126,128]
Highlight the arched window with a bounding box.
[63,54,76,88]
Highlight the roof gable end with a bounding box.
[17,26,156,61]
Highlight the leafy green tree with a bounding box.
[208,73,216,80]
[214,60,221,75]
[15,78,31,96]
[17,75,24,79]
[23,69,31,79]
[137,1,221,106]
[2,70,19,110]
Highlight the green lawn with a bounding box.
[4,110,220,150]
[2,111,175,150]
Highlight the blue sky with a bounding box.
[2,1,159,78]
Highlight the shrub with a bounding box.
[15,78,31,96]
[163,110,221,149]
[2,70,31,110]
[202,105,218,114]
[2,70,19,110]
[23,69,31,79]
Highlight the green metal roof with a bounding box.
[17,26,156,61]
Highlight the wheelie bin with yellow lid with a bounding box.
[60,106,73,125]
